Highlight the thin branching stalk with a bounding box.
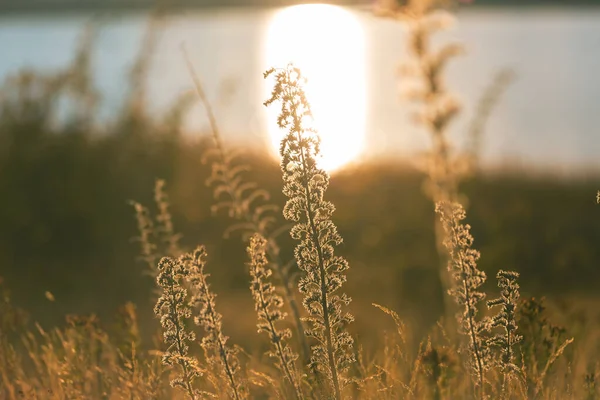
[487,270,522,397]
[535,337,574,397]
[247,233,304,400]
[436,201,490,399]
[154,257,202,399]
[184,246,246,400]
[182,49,311,365]
[154,179,183,257]
[394,6,466,204]
[264,64,355,400]
[466,69,515,171]
[131,179,183,302]
[131,201,159,279]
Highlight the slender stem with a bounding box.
[256,280,303,400]
[501,317,511,399]
[451,223,485,400]
[462,277,485,399]
[166,279,197,400]
[198,273,241,400]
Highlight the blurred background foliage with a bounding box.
[0,18,599,349]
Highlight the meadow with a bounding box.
[1,1,600,399]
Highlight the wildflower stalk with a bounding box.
[436,201,489,398]
[131,201,159,279]
[154,179,183,257]
[264,64,355,400]
[247,234,304,400]
[487,270,522,397]
[466,69,515,171]
[183,50,310,364]
[184,246,245,400]
[397,6,465,204]
[131,179,183,302]
[154,257,201,400]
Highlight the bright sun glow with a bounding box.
[264,4,366,172]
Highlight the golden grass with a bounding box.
[1,1,598,399]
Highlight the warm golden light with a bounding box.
[263,4,366,172]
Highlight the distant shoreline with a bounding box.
[0,1,599,16]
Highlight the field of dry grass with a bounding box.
[1,1,600,399]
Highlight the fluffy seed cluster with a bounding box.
[264,64,355,400]
[487,270,522,391]
[183,246,246,400]
[247,234,304,399]
[153,257,202,399]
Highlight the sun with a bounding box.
[263,4,367,172]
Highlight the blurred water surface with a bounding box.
[0,6,599,173]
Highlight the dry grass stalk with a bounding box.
[247,233,304,399]
[154,256,203,399]
[184,246,246,400]
[436,201,490,399]
[487,270,522,398]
